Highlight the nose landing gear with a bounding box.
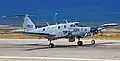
[77,41,83,46]
[91,40,95,44]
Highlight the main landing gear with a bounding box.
[91,33,96,45]
[77,38,83,46]
[91,40,95,44]
[49,43,54,48]
[48,39,55,48]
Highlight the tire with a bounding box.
[49,43,55,48]
[77,41,83,46]
[91,40,95,44]
[69,38,75,42]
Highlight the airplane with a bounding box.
[3,14,119,48]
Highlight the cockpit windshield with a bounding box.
[74,23,83,27]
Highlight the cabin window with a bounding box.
[70,24,74,27]
[84,29,87,31]
[58,26,60,29]
[43,28,45,31]
[64,25,66,28]
[75,23,79,26]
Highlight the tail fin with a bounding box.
[22,15,36,32]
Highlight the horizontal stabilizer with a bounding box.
[2,14,35,18]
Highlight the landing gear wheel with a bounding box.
[77,41,83,46]
[49,43,55,48]
[91,40,95,44]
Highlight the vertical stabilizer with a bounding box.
[22,15,36,32]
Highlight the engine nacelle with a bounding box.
[68,38,75,42]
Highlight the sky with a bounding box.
[0,0,120,24]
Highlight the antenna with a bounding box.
[47,22,49,26]
[65,20,68,23]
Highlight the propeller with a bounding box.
[90,23,119,35]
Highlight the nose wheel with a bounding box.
[77,41,83,46]
[91,40,95,44]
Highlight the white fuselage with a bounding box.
[28,22,91,38]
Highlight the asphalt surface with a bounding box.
[0,39,120,61]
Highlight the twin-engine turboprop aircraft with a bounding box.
[3,14,118,48]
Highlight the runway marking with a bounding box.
[0,56,119,61]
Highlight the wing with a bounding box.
[9,29,56,38]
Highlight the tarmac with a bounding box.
[0,39,120,61]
